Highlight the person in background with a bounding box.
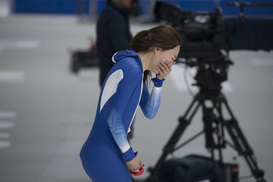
[97,0,136,140]
[96,0,133,87]
[80,25,182,182]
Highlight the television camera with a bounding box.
[155,1,233,93]
[143,2,272,182]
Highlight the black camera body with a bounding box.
[154,1,228,59]
[154,1,232,92]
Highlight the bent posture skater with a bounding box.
[80,25,182,182]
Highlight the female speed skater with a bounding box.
[80,25,182,182]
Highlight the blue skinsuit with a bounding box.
[80,50,164,182]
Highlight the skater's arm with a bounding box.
[140,78,164,119]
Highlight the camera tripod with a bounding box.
[144,65,266,182]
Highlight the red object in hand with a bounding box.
[130,165,144,176]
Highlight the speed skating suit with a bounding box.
[80,50,164,182]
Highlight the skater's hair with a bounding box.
[131,25,182,84]
[131,25,182,52]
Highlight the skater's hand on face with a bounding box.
[156,60,175,80]
[126,156,144,172]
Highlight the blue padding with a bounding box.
[13,0,273,16]
[14,0,89,14]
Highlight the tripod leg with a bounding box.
[219,95,266,182]
[145,94,203,182]
[202,100,225,163]
[203,107,216,157]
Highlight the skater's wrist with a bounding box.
[123,147,137,162]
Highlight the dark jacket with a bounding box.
[96,2,132,86]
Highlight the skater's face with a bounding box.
[149,45,180,75]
